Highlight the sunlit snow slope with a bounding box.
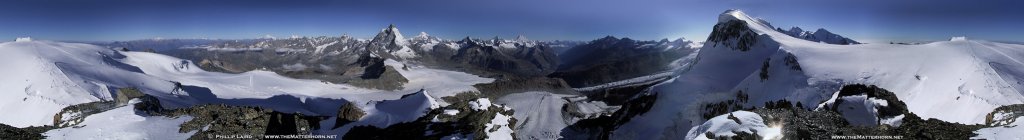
[0,40,493,130]
[614,10,1024,139]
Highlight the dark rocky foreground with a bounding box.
[3,83,1021,140]
[709,84,987,140]
[344,92,518,140]
[160,104,327,140]
[0,124,54,140]
[561,84,1014,140]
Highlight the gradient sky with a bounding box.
[1,0,1021,43]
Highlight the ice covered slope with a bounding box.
[357,89,441,128]
[497,92,573,140]
[0,41,174,127]
[0,40,493,129]
[613,9,1024,139]
[685,111,782,140]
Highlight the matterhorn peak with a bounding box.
[387,24,398,30]
[373,24,408,46]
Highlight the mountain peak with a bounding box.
[814,28,832,34]
[718,9,751,23]
[599,35,618,40]
[374,24,408,46]
[413,32,432,41]
[417,32,429,38]
[789,27,804,33]
[514,34,528,42]
[672,37,690,43]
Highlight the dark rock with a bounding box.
[708,20,759,51]
[343,97,517,140]
[54,87,158,127]
[0,123,56,140]
[333,102,365,129]
[114,87,146,106]
[473,76,576,97]
[985,104,1024,126]
[560,92,659,139]
[751,84,984,140]
[164,104,326,140]
[759,58,770,81]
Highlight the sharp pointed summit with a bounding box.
[364,24,416,59]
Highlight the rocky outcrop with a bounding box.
[561,92,660,139]
[0,123,55,140]
[747,85,983,139]
[708,20,760,51]
[114,87,146,105]
[53,87,158,127]
[821,84,910,120]
[160,104,325,140]
[985,104,1024,126]
[333,102,365,129]
[196,59,243,73]
[344,94,518,140]
[473,76,576,97]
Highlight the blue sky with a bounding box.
[0,0,1021,43]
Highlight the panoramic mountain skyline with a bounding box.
[1,0,1022,43]
[3,1,1024,137]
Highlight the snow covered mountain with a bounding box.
[609,9,1024,139]
[365,24,418,59]
[154,24,565,85]
[0,40,520,139]
[777,27,861,45]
